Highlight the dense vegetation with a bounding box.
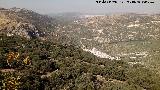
[0,34,160,90]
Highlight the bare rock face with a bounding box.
[0,7,56,39]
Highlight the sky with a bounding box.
[0,0,160,14]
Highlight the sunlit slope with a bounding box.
[53,13,160,72]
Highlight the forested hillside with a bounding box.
[0,34,160,90]
[1,8,160,90]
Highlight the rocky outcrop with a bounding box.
[0,7,56,39]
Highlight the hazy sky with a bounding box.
[0,0,160,14]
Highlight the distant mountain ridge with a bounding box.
[52,13,160,61]
[1,7,160,62]
[0,7,56,39]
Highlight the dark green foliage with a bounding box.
[20,74,45,90]
[0,34,160,90]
